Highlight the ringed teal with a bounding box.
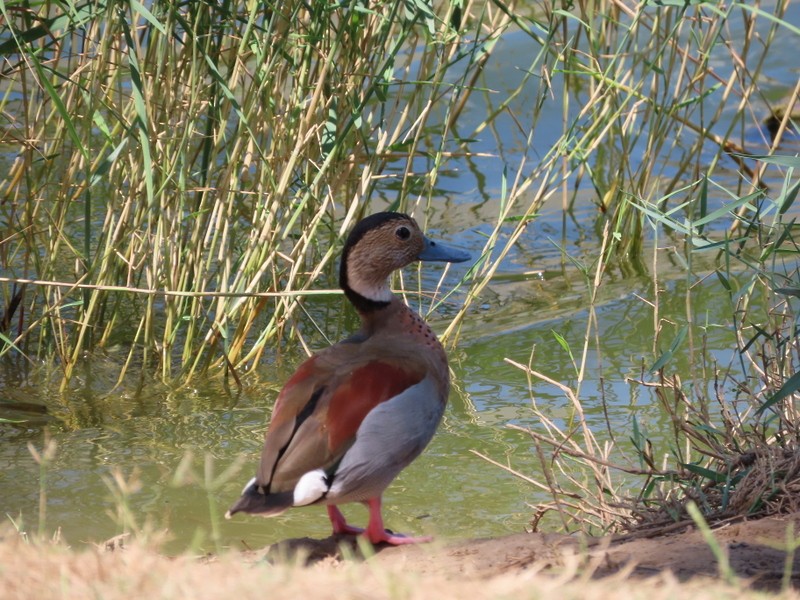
[226,212,469,545]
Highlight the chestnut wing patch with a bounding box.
[326,361,424,452]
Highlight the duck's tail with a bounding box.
[225,477,294,519]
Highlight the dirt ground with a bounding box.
[263,512,800,591]
[2,513,800,599]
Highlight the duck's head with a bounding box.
[339,212,470,312]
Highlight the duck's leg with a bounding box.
[327,505,363,535]
[363,497,432,546]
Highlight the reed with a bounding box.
[0,0,495,383]
[445,0,795,333]
[0,0,795,390]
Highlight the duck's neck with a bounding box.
[340,249,395,313]
[342,276,392,313]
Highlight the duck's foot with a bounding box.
[363,497,433,546]
[364,528,433,546]
[327,505,364,536]
[327,500,433,546]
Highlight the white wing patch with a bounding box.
[293,469,329,506]
[240,476,257,495]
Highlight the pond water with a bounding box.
[1,6,799,553]
[0,196,762,554]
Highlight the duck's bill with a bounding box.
[419,237,471,263]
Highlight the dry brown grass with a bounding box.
[0,525,795,600]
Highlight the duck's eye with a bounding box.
[395,226,411,240]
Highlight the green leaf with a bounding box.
[502,214,537,223]
[0,331,25,356]
[27,58,90,162]
[733,154,800,169]
[0,2,98,55]
[118,6,154,207]
[692,190,762,227]
[645,0,709,5]
[715,269,731,292]
[736,3,800,36]
[674,83,722,109]
[130,0,167,35]
[778,177,800,216]
[775,286,800,299]
[696,176,708,235]
[551,330,571,354]
[683,463,727,483]
[649,324,688,373]
[0,25,50,55]
[757,370,800,415]
[694,423,723,438]
[321,107,338,158]
[90,138,129,187]
[0,416,26,424]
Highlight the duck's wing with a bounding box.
[228,346,429,515]
[260,350,427,491]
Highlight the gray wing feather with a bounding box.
[326,375,444,503]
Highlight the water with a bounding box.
[0,209,749,554]
[1,6,799,553]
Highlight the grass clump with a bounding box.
[499,156,800,537]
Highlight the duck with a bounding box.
[226,211,470,545]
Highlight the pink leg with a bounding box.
[327,505,363,536]
[363,497,432,546]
